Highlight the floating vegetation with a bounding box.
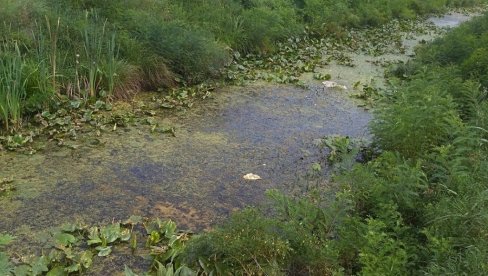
[225,18,441,86]
[0,218,196,275]
[316,134,371,172]
[0,177,15,196]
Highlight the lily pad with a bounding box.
[30,256,49,275]
[53,232,77,247]
[46,265,67,276]
[95,246,112,257]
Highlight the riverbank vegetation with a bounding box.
[0,0,483,133]
[2,1,488,276]
[178,12,488,275]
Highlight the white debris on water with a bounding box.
[243,173,262,180]
[322,81,348,90]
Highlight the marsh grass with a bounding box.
[0,43,26,131]
[82,11,106,99]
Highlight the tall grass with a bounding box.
[82,11,105,99]
[0,0,484,130]
[0,43,26,131]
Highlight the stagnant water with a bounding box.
[0,14,473,239]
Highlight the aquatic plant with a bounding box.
[0,43,26,131]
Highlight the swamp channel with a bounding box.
[0,12,475,246]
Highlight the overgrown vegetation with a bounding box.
[177,11,488,275]
[0,0,483,132]
[2,2,488,276]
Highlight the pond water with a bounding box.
[0,13,474,239]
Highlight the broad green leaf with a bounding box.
[48,249,64,263]
[155,261,167,276]
[70,100,81,109]
[100,223,120,244]
[64,263,81,273]
[30,256,49,275]
[120,229,131,242]
[87,227,102,245]
[46,266,67,276]
[95,246,112,257]
[53,233,77,247]
[60,223,80,233]
[13,264,31,276]
[94,100,105,110]
[79,251,93,269]
[123,215,143,225]
[144,219,162,234]
[163,220,176,238]
[0,253,13,276]
[0,234,15,246]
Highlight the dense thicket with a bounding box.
[180,12,488,275]
[0,0,483,130]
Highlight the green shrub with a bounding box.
[133,18,230,83]
[372,76,463,159]
[462,47,488,88]
[303,0,353,31]
[359,218,409,276]
[184,208,291,275]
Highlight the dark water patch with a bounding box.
[0,82,370,236]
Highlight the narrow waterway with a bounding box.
[0,13,473,238]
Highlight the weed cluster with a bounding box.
[179,11,488,275]
[0,0,483,132]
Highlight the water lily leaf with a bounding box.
[144,220,161,235]
[70,100,81,109]
[41,111,55,120]
[64,263,81,273]
[95,246,112,257]
[94,100,105,110]
[124,265,138,276]
[120,228,131,242]
[0,253,13,276]
[82,110,93,122]
[145,118,157,126]
[0,233,15,246]
[46,265,67,276]
[160,103,174,109]
[163,221,177,238]
[60,223,78,233]
[123,215,143,225]
[53,233,77,247]
[48,249,64,263]
[100,223,121,244]
[87,227,102,245]
[13,264,31,276]
[79,251,93,269]
[30,256,49,275]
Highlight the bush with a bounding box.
[183,208,291,275]
[372,74,464,159]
